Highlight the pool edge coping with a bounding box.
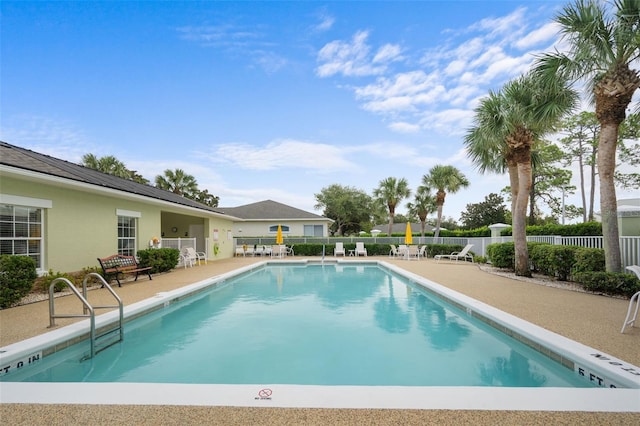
[1,259,639,411]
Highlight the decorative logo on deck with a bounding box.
[255,388,273,400]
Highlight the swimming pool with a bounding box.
[1,260,639,410]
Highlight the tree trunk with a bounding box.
[577,141,587,223]
[433,205,443,239]
[513,161,532,277]
[589,144,597,222]
[597,123,622,272]
[387,214,394,237]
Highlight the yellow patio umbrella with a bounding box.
[276,224,284,244]
[404,222,413,245]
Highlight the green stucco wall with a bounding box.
[2,176,234,272]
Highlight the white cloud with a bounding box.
[472,7,527,40]
[210,139,360,172]
[514,22,560,50]
[313,11,335,32]
[0,115,94,162]
[253,50,288,73]
[373,43,403,63]
[316,31,392,77]
[388,122,421,133]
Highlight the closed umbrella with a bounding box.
[276,224,284,244]
[404,222,413,245]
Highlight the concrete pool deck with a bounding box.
[1,256,639,424]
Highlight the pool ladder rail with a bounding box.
[48,273,124,360]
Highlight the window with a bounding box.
[117,216,137,256]
[0,204,43,269]
[269,225,289,233]
[304,225,323,237]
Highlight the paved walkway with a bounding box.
[2,256,639,424]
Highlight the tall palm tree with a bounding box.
[406,185,437,237]
[373,177,411,236]
[421,165,469,240]
[465,73,577,277]
[534,0,640,272]
[154,168,198,197]
[81,153,130,179]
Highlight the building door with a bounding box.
[189,224,205,252]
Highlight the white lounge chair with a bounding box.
[418,245,427,259]
[355,242,367,257]
[434,244,474,262]
[285,245,294,256]
[389,244,399,258]
[182,247,207,266]
[334,242,345,257]
[621,265,640,333]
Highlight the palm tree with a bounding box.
[154,169,198,197]
[373,177,411,236]
[406,185,437,237]
[534,0,640,272]
[465,73,577,276]
[81,153,130,179]
[421,165,469,240]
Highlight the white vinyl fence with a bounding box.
[235,235,639,269]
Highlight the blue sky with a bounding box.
[2,1,637,222]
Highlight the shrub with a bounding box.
[136,248,180,273]
[573,272,640,298]
[500,222,602,236]
[0,255,37,309]
[425,244,465,259]
[529,244,552,275]
[572,248,605,274]
[545,246,578,281]
[34,270,80,293]
[486,242,515,269]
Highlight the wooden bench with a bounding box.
[97,254,153,287]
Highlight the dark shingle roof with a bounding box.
[0,141,228,215]
[219,199,328,221]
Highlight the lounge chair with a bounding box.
[621,265,640,333]
[434,244,474,262]
[418,245,427,259]
[389,244,399,258]
[182,247,207,266]
[334,242,346,257]
[285,245,295,256]
[355,242,367,257]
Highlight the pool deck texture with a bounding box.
[1,256,639,424]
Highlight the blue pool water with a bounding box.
[3,264,592,387]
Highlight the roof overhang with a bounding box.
[0,165,243,221]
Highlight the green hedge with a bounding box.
[573,248,606,274]
[136,248,180,273]
[500,222,602,236]
[0,255,37,309]
[573,272,640,298]
[281,243,469,258]
[486,242,548,271]
[488,242,610,283]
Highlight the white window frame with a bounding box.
[116,209,141,256]
[0,195,51,272]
